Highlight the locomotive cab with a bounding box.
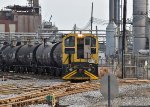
[62,33,99,80]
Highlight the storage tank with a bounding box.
[106,21,117,58]
[33,0,39,7]
[16,44,41,65]
[106,0,117,58]
[133,0,148,53]
[15,15,41,32]
[36,42,62,67]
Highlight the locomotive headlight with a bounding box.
[78,34,83,38]
[69,68,73,71]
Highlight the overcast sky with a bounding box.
[0,0,133,30]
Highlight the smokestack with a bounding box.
[33,0,39,7]
[109,0,115,22]
[33,0,40,14]
[106,0,117,59]
[114,0,120,26]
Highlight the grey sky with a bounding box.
[0,0,133,30]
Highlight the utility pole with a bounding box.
[122,0,127,78]
[91,2,93,34]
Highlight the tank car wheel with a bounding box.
[27,68,31,74]
[2,66,6,72]
[34,68,39,75]
[18,67,22,73]
[37,67,44,75]
[25,67,30,74]
[27,67,33,74]
[40,68,47,75]
[20,67,25,74]
[45,68,50,76]
[51,68,56,77]
[3,67,9,72]
[44,68,48,75]
[57,68,62,77]
[14,67,19,73]
[55,68,59,77]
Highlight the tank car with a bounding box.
[35,42,62,76]
[15,43,41,73]
[0,44,10,70]
[1,45,22,72]
[0,42,62,76]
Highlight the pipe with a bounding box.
[114,0,120,26]
[109,0,115,22]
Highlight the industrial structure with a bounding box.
[105,0,150,79]
[0,0,41,32]
[0,0,150,79]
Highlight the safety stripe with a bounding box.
[63,70,77,79]
[84,70,98,80]
[68,77,90,80]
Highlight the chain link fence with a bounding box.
[98,53,150,79]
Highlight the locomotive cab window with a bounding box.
[91,37,96,54]
[85,37,91,45]
[65,36,75,47]
[91,37,96,47]
[77,38,84,59]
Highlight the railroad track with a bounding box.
[0,82,100,107]
[119,79,150,85]
[0,82,41,95]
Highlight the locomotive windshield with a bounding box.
[91,37,96,47]
[85,37,90,45]
[64,36,75,54]
[77,38,84,59]
[65,36,75,47]
[91,37,96,54]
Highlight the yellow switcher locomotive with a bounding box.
[62,33,99,80]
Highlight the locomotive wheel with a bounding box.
[3,66,9,72]
[14,66,19,73]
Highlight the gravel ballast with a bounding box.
[27,83,150,107]
[0,78,150,107]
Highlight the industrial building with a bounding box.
[0,0,41,32]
